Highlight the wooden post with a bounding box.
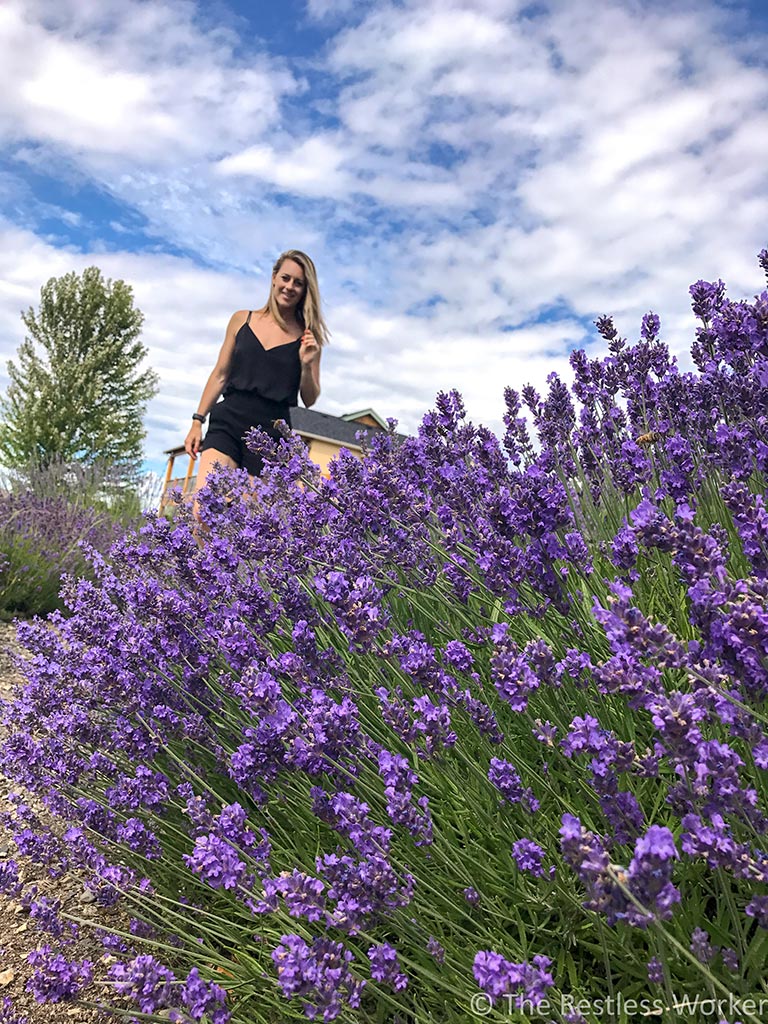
[159,452,175,514]
[182,453,196,498]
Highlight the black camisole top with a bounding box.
[224,312,302,405]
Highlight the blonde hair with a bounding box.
[258,249,330,347]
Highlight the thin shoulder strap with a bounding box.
[246,310,252,325]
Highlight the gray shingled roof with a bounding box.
[290,407,385,448]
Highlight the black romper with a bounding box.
[200,311,301,476]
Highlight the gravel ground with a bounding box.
[0,621,120,1023]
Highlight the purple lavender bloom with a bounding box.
[376,750,433,846]
[532,720,557,745]
[288,692,362,780]
[456,690,504,744]
[28,896,69,939]
[630,497,677,551]
[10,827,64,871]
[722,480,768,576]
[502,386,535,466]
[746,895,768,928]
[0,860,20,897]
[598,791,644,845]
[257,869,326,922]
[367,943,407,991]
[180,967,230,1023]
[116,817,162,859]
[0,996,28,1024]
[26,947,93,1003]
[214,803,271,863]
[272,934,364,1021]
[690,279,726,321]
[561,715,608,758]
[314,571,389,649]
[411,695,457,755]
[108,955,176,1015]
[680,813,741,870]
[613,439,652,494]
[721,947,739,972]
[183,834,246,890]
[377,748,418,790]
[398,636,439,682]
[511,838,548,878]
[690,927,716,964]
[611,522,640,572]
[641,312,661,342]
[473,951,554,1008]
[443,639,474,671]
[625,826,680,927]
[594,315,620,344]
[660,434,696,501]
[463,886,480,905]
[559,814,625,922]
[491,638,541,712]
[488,758,524,804]
[647,957,664,984]
[130,917,157,939]
[555,649,593,689]
[99,932,129,954]
[318,849,415,934]
[106,766,170,813]
[311,788,391,856]
[426,937,445,964]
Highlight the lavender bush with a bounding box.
[0,461,140,618]
[2,254,768,1023]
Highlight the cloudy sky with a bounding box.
[1,0,767,474]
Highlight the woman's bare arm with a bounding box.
[184,311,245,458]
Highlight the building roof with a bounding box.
[289,407,384,449]
[341,408,390,430]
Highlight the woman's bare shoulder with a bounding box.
[225,309,251,333]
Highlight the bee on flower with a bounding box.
[635,431,662,445]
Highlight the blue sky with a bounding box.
[1,0,767,476]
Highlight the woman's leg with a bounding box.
[190,448,240,541]
[193,447,239,492]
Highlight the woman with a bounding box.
[184,250,328,491]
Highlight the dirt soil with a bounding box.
[0,621,121,1023]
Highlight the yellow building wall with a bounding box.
[307,438,362,477]
[160,436,365,509]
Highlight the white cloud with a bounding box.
[218,136,351,196]
[305,0,368,22]
[0,0,297,162]
[315,0,768,333]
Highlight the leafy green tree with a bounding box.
[0,266,159,475]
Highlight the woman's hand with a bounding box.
[299,329,320,366]
[185,421,202,459]
[299,329,321,407]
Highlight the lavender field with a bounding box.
[2,256,768,1023]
